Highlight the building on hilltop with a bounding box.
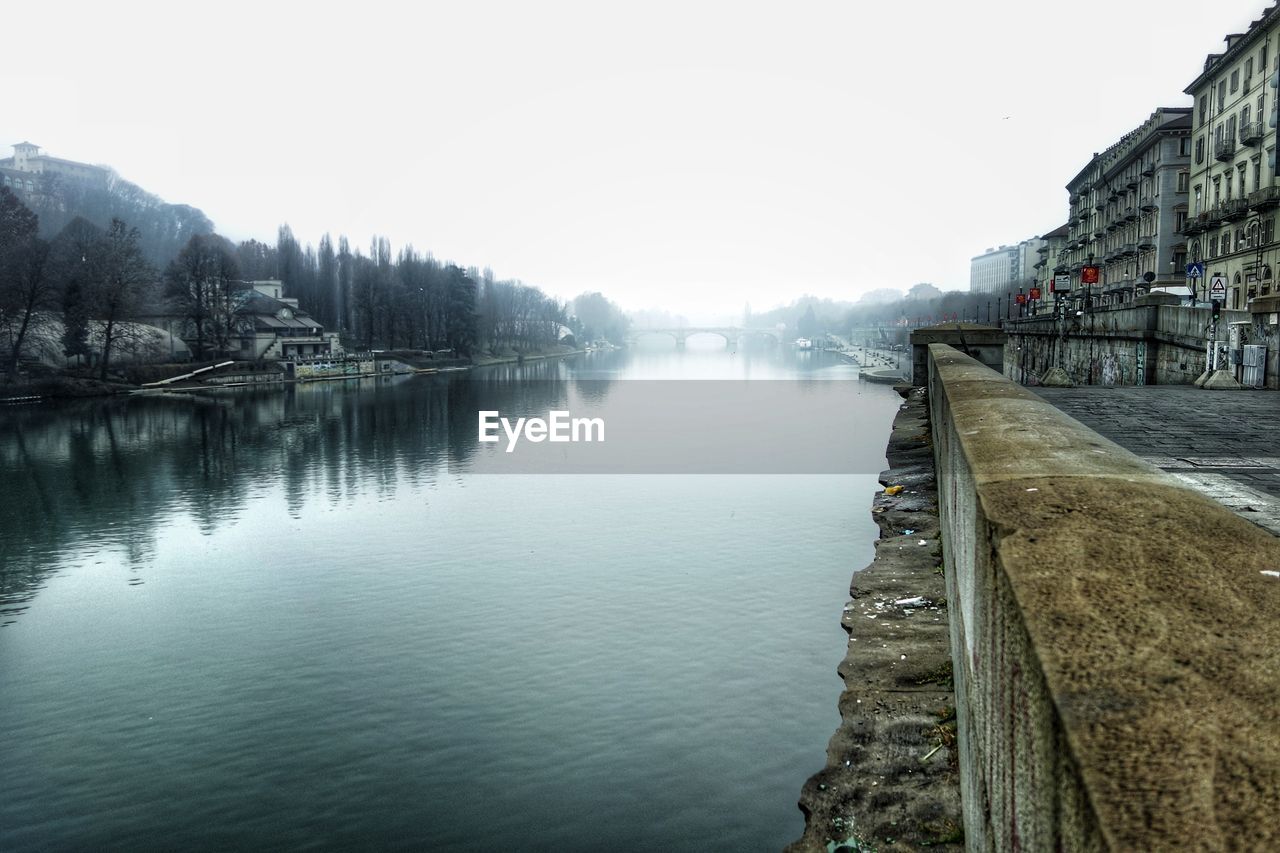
[1183,5,1280,311]
[1057,108,1192,309]
[0,141,110,196]
[969,237,1044,295]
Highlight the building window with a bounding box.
[1219,79,1228,108]
[1194,184,1203,214]
[1255,159,1263,190]
[1196,137,1205,163]
[1266,217,1276,244]
[1246,59,1254,93]
[1210,234,1219,257]
[1242,104,1251,129]
[1240,163,1248,194]
[1177,171,1190,192]
[1231,69,1240,93]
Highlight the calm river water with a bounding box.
[0,342,900,852]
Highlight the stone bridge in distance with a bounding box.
[626,327,784,348]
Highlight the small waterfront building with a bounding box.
[1183,8,1280,311]
[231,282,343,360]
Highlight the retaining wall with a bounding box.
[1001,303,1262,386]
[928,343,1280,851]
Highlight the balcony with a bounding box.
[1139,196,1157,211]
[1140,162,1156,177]
[1095,201,1106,211]
[1121,242,1138,256]
[1205,207,1226,225]
[1214,137,1237,161]
[1094,229,1106,238]
[1123,207,1138,221]
[1138,237,1156,250]
[1125,177,1139,189]
[1249,185,1280,209]
[1240,120,1266,146]
[1222,198,1249,221]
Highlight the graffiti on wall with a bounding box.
[1099,352,1120,386]
[295,358,375,380]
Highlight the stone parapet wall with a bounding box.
[928,343,1280,851]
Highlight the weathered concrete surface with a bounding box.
[929,344,1280,852]
[911,323,1006,387]
[789,388,963,852]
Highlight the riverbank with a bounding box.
[788,386,962,852]
[0,346,587,404]
[469,344,584,367]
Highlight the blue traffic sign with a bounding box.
[1186,262,1206,279]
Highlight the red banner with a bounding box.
[1029,287,1041,300]
[1081,266,1100,284]
[1015,294,1027,305]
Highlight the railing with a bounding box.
[1139,196,1157,211]
[1240,120,1265,146]
[1249,185,1280,209]
[1214,136,1237,160]
[1222,198,1249,221]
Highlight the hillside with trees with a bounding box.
[17,169,214,267]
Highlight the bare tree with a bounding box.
[0,187,52,379]
[164,233,239,359]
[92,219,153,380]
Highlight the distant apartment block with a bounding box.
[1057,108,1193,306]
[0,141,110,195]
[969,238,1044,294]
[1033,223,1071,307]
[1183,6,1280,310]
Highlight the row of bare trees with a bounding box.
[1,187,154,380]
[4,182,628,377]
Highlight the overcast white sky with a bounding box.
[2,1,1271,319]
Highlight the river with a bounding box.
[0,341,901,852]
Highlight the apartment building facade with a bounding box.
[970,237,1044,294]
[1033,223,1071,310]
[1057,108,1193,307]
[1183,7,1280,310]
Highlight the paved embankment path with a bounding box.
[1035,386,1280,535]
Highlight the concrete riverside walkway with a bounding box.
[1034,386,1280,535]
